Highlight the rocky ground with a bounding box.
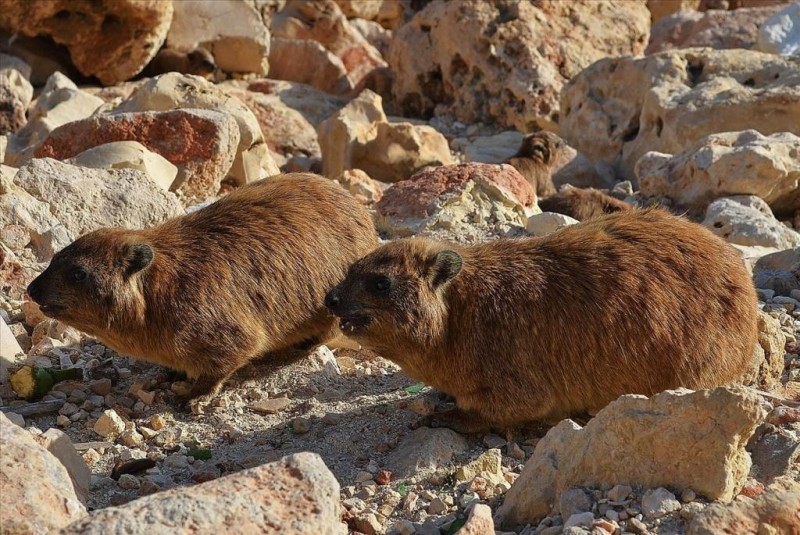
[1,0,800,534]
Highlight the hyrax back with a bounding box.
[27,174,378,400]
[538,187,631,221]
[325,208,758,431]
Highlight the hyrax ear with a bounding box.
[428,249,463,289]
[125,244,154,277]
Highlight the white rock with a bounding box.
[0,316,24,383]
[526,212,579,237]
[166,0,270,75]
[564,511,596,529]
[703,196,800,250]
[3,411,24,427]
[757,3,800,56]
[642,487,681,519]
[4,72,104,167]
[69,141,178,191]
[94,409,126,439]
[35,428,91,505]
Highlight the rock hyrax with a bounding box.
[325,208,758,432]
[504,131,567,198]
[27,173,378,401]
[539,187,631,221]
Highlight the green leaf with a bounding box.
[396,482,409,496]
[403,383,426,395]
[187,448,212,460]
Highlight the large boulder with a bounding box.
[13,158,183,239]
[272,0,387,91]
[560,48,800,184]
[647,6,785,54]
[0,0,173,85]
[702,196,800,250]
[0,54,33,135]
[62,452,346,534]
[115,73,278,185]
[753,247,800,296]
[689,479,800,535]
[165,0,270,75]
[756,2,800,56]
[4,72,104,167]
[68,141,178,191]
[495,387,767,528]
[0,412,86,533]
[268,37,353,95]
[637,130,800,217]
[388,0,650,131]
[375,162,537,240]
[33,109,240,202]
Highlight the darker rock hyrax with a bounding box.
[325,207,758,432]
[539,186,631,221]
[27,173,378,401]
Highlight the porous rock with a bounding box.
[495,387,767,528]
[637,130,800,217]
[33,109,240,202]
[0,53,33,135]
[375,163,537,239]
[166,0,270,75]
[114,73,278,185]
[0,411,86,533]
[561,48,800,185]
[389,0,650,131]
[702,196,800,250]
[0,0,173,85]
[386,427,469,479]
[12,158,183,239]
[62,452,346,534]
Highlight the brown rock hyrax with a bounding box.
[504,131,568,198]
[539,187,631,221]
[27,173,378,401]
[325,208,758,432]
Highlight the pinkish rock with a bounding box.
[0,412,86,532]
[647,6,785,54]
[376,163,537,237]
[34,109,239,202]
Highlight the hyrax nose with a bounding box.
[324,289,341,311]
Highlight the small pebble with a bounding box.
[681,488,696,503]
[118,474,141,490]
[291,417,311,434]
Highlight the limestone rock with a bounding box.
[115,73,278,185]
[495,387,767,528]
[0,411,86,533]
[748,429,800,484]
[353,120,453,183]
[93,409,126,439]
[375,163,538,239]
[455,449,504,487]
[63,452,346,534]
[4,72,104,167]
[166,0,270,75]
[33,109,239,202]
[221,78,346,159]
[756,2,800,56]
[753,247,800,295]
[688,480,800,535]
[745,310,788,389]
[69,141,178,191]
[34,428,91,505]
[386,427,469,479]
[0,54,33,135]
[637,130,800,217]
[560,48,800,185]
[12,158,183,239]
[334,0,406,29]
[648,6,784,54]
[0,0,173,85]
[269,38,353,95]
[337,169,384,204]
[349,18,393,58]
[646,0,701,23]
[526,212,579,237]
[389,0,650,131]
[702,196,800,249]
[642,487,681,519]
[318,89,451,182]
[1,316,24,384]
[460,503,495,535]
[272,0,387,91]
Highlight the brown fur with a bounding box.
[539,187,632,221]
[504,132,566,198]
[27,174,378,400]
[325,208,758,432]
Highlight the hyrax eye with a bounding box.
[71,267,88,282]
[373,276,391,294]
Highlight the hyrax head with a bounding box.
[26,228,154,335]
[514,131,565,164]
[325,239,463,349]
